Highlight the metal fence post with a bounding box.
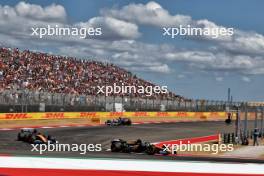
[234,106,241,143]
[243,103,248,138]
[254,107,258,129]
[261,107,264,139]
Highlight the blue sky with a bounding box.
[1,0,264,101]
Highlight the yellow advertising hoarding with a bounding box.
[0,111,233,120]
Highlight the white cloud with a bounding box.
[78,16,140,40]
[0,3,64,38]
[101,1,192,27]
[102,2,232,41]
[129,64,171,74]
[58,40,172,74]
[0,1,141,45]
[165,50,264,75]
[241,76,251,82]
[222,31,264,55]
[103,1,264,55]
[14,1,66,22]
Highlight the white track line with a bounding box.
[0,156,263,174]
[41,127,54,129]
[0,128,12,131]
[59,126,70,128]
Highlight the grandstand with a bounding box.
[0,47,187,112]
[0,47,176,98]
[0,47,245,112]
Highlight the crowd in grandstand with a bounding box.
[0,47,183,100]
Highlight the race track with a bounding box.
[0,120,263,163]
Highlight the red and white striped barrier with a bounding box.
[0,156,263,176]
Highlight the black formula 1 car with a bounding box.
[111,139,170,155]
[105,117,132,126]
[17,128,56,144]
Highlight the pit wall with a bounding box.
[0,112,257,124]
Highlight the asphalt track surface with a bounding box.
[0,120,263,163]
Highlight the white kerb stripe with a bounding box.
[0,156,263,174]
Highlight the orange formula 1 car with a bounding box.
[17,128,56,144]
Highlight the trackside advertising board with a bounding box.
[0,111,234,120]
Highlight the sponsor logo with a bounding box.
[157,112,169,117]
[4,113,30,119]
[80,112,97,118]
[176,112,188,117]
[109,112,124,117]
[134,112,148,117]
[44,113,65,119]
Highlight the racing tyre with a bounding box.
[111,141,123,152]
[126,119,132,125]
[105,120,111,126]
[145,144,157,155]
[29,135,37,144]
[48,135,56,143]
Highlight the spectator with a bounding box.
[0,47,182,100]
[253,128,260,146]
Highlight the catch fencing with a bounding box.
[0,89,259,113]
